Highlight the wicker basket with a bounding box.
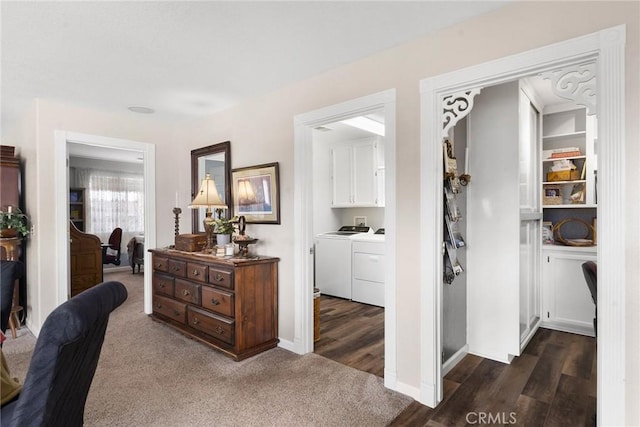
[553,218,595,246]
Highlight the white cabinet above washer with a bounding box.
[331,136,384,208]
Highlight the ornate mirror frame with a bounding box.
[191,141,232,233]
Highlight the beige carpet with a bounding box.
[3,271,411,426]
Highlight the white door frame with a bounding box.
[419,25,626,424]
[293,89,399,390]
[54,131,156,313]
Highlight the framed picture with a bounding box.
[231,162,280,224]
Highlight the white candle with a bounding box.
[175,192,178,207]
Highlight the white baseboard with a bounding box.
[539,321,595,338]
[277,337,298,353]
[419,381,437,408]
[394,379,421,402]
[442,344,468,376]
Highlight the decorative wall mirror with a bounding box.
[191,141,232,233]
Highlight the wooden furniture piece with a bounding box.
[0,145,27,323]
[149,248,279,360]
[70,221,103,297]
[69,188,86,232]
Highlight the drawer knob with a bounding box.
[159,283,165,288]
[182,289,190,296]
[192,317,200,325]
[173,309,181,316]
[211,299,220,305]
[155,303,162,309]
[174,266,181,272]
[192,270,200,276]
[156,263,163,268]
[214,274,224,282]
[215,326,224,335]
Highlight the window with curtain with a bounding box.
[70,167,144,243]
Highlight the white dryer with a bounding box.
[314,226,372,299]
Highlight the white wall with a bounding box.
[2,2,638,422]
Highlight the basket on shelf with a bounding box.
[543,185,562,206]
[552,218,595,247]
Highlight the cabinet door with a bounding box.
[543,250,596,336]
[352,141,377,206]
[331,145,352,207]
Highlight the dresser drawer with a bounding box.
[152,273,174,297]
[208,268,234,289]
[202,286,234,318]
[168,259,187,277]
[153,255,169,272]
[187,262,208,283]
[153,295,186,324]
[187,306,235,345]
[175,279,201,305]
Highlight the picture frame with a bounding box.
[231,162,280,224]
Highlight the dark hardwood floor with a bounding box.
[313,297,596,426]
[314,295,385,377]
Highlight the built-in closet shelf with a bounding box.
[542,130,587,141]
[542,155,586,162]
[543,204,596,209]
[543,180,586,185]
[542,244,597,253]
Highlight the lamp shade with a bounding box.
[189,173,227,209]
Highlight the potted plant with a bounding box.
[213,216,238,246]
[0,206,30,238]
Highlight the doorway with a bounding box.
[53,131,156,314]
[311,111,386,376]
[419,25,625,424]
[293,89,398,389]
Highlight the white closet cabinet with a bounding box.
[541,246,596,336]
[331,137,383,207]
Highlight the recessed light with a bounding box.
[127,105,155,114]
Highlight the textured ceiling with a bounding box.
[1,1,510,130]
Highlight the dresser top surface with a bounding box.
[149,247,279,266]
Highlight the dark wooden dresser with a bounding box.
[149,248,279,361]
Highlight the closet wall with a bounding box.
[443,120,468,363]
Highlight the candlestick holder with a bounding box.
[173,207,182,236]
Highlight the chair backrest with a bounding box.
[3,281,127,427]
[582,261,597,305]
[0,260,24,335]
[108,227,123,249]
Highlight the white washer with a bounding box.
[314,226,372,299]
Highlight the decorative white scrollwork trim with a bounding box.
[540,63,597,115]
[442,88,482,138]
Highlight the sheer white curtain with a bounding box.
[70,167,144,245]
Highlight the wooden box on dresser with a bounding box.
[149,248,279,361]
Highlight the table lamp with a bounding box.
[189,173,227,252]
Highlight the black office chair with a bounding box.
[0,281,127,426]
[102,227,122,266]
[582,261,597,336]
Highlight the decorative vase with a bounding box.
[216,233,231,246]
